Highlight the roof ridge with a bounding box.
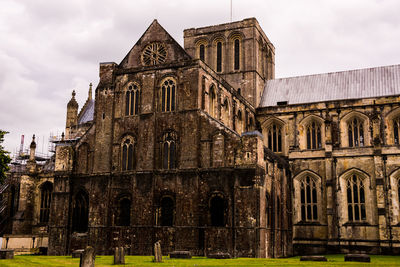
[272,63,400,81]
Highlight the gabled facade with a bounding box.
[48,19,291,257]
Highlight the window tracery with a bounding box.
[267,123,282,152]
[122,137,135,171]
[300,176,318,221]
[306,121,322,149]
[348,117,364,147]
[125,83,140,116]
[346,175,366,221]
[162,132,177,169]
[72,190,89,233]
[161,78,176,112]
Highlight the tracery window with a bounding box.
[216,41,222,72]
[210,194,225,227]
[346,175,366,221]
[348,118,364,147]
[234,39,240,70]
[394,117,400,145]
[122,137,135,171]
[267,123,282,152]
[209,86,216,117]
[72,190,89,233]
[116,197,131,226]
[39,182,53,223]
[125,83,140,116]
[162,132,177,169]
[300,176,318,221]
[161,78,176,112]
[160,196,174,226]
[306,121,322,149]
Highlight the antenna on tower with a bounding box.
[230,0,233,22]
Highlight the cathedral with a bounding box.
[1,17,400,257]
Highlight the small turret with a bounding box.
[29,134,36,162]
[66,90,79,139]
[27,134,37,173]
[88,83,92,100]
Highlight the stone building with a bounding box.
[1,17,400,257]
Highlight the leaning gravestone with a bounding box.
[153,241,162,262]
[344,253,370,262]
[80,246,96,267]
[300,255,327,261]
[114,247,125,265]
[0,249,14,259]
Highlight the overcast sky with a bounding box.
[1,0,399,156]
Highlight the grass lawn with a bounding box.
[1,254,400,266]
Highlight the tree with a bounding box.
[0,130,11,184]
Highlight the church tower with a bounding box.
[184,18,275,107]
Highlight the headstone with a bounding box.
[114,247,125,265]
[169,250,192,259]
[153,241,162,262]
[300,255,327,261]
[72,249,84,258]
[80,246,95,267]
[344,254,370,262]
[0,249,14,259]
[207,252,231,259]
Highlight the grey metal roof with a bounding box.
[78,99,94,125]
[260,64,400,107]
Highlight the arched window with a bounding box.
[199,44,205,61]
[306,121,322,149]
[348,117,364,147]
[234,39,240,70]
[346,175,366,221]
[160,196,174,226]
[394,117,400,145]
[116,198,131,226]
[39,182,53,223]
[122,137,135,171]
[161,78,176,112]
[162,132,177,169]
[216,41,222,72]
[209,86,216,117]
[125,83,140,116]
[72,190,89,233]
[267,123,282,152]
[300,176,318,221]
[210,194,225,226]
[222,98,229,125]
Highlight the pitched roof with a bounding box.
[260,64,400,107]
[78,99,94,125]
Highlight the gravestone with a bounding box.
[80,246,95,267]
[300,255,327,261]
[114,247,125,265]
[207,252,231,259]
[169,250,192,259]
[72,249,84,258]
[344,254,370,262]
[153,241,162,262]
[0,249,14,259]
